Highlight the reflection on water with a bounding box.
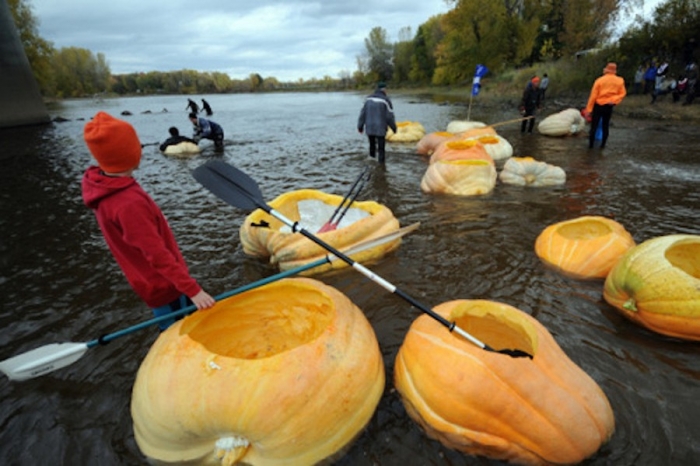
[1,93,699,465]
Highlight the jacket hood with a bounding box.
[82,165,137,209]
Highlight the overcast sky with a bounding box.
[28,0,664,82]
[28,0,451,82]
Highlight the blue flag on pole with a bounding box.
[472,64,489,96]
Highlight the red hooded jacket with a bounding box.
[81,166,201,307]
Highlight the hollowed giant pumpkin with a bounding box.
[394,299,614,465]
[537,109,586,137]
[131,278,384,465]
[240,189,401,274]
[420,159,497,196]
[603,234,700,340]
[535,216,635,279]
[499,157,566,187]
[387,121,426,142]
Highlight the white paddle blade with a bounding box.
[0,342,89,381]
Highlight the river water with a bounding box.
[0,92,698,465]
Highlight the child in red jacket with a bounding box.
[82,111,215,329]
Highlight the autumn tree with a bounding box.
[392,27,414,84]
[8,0,55,95]
[618,0,700,71]
[647,0,700,61]
[409,16,444,84]
[364,27,394,82]
[248,73,264,91]
[51,47,110,97]
[557,0,620,55]
[434,0,535,84]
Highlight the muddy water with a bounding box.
[0,92,698,465]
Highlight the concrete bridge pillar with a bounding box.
[0,0,50,128]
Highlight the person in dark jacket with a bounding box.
[186,98,199,114]
[519,76,541,133]
[189,113,224,151]
[159,126,197,152]
[357,82,397,164]
[81,112,215,330]
[201,99,213,116]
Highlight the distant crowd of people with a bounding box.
[518,55,698,150]
[633,60,698,106]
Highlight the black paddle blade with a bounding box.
[192,160,266,212]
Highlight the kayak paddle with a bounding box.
[317,166,371,233]
[0,223,418,382]
[192,159,533,359]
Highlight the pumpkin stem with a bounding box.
[622,299,638,312]
[215,436,250,465]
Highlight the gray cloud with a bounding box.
[30,0,451,81]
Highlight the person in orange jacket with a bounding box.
[584,62,627,149]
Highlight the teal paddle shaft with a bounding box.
[0,223,418,381]
[87,258,326,348]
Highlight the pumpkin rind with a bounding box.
[416,131,454,155]
[394,299,615,465]
[131,278,385,465]
[499,157,566,187]
[603,234,700,340]
[535,216,635,279]
[239,189,401,274]
[421,159,497,196]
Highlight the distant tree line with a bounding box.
[358,0,699,87]
[10,0,700,98]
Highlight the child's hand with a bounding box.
[191,290,216,310]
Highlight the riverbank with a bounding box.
[395,85,700,124]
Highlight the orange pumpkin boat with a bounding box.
[603,234,700,340]
[394,299,615,465]
[535,216,635,279]
[421,159,497,196]
[131,278,384,465]
[239,189,401,274]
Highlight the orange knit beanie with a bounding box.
[84,112,141,173]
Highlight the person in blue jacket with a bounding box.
[189,113,224,151]
[357,82,397,164]
[643,62,657,94]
